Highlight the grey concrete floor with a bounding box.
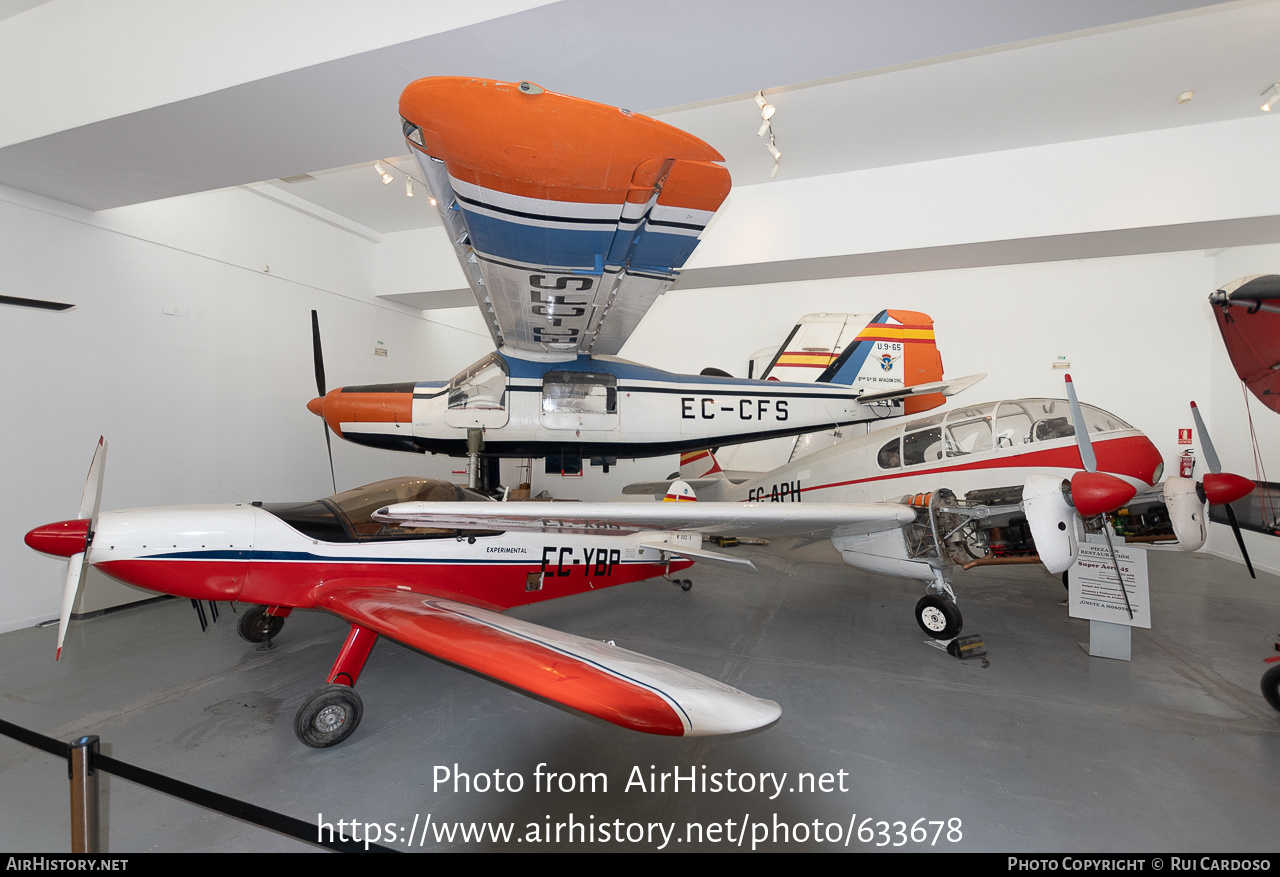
[1,544,1278,853]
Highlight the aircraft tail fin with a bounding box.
[678,449,722,480]
[815,310,946,414]
[663,480,698,502]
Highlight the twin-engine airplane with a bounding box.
[305,78,981,469]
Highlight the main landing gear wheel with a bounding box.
[295,684,364,748]
[237,605,284,644]
[915,594,963,640]
[1262,663,1280,715]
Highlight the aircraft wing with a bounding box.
[315,588,780,737]
[399,77,731,358]
[374,500,917,540]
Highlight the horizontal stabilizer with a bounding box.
[857,372,986,404]
[636,541,757,569]
[317,589,780,736]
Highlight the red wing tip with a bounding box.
[55,647,61,661]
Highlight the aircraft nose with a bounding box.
[25,519,90,558]
[307,395,324,417]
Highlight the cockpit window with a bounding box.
[995,399,1131,447]
[448,353,507,411]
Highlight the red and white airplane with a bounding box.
[25,442,789,747]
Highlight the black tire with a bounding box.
[915,594,963,640]
[237,605,284,643]
[295,684,364,748]
[1262,663,1280,715]
[680,580,693,592]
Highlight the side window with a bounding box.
[877,437,902,469]
[541,371,619,430]
[902,427,943,466]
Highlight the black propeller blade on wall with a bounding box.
[312,310,338,494]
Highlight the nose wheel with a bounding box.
[915,594,962,640]
[295,684,364,748]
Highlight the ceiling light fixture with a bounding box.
[1262,83,1280,112]
[754,91,782,180]
[374,160,393,184]
[1177,91,1194,105]
[405,177,414,197]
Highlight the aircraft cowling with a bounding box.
[1162,477,1206,552]
[1022,474,1080,574]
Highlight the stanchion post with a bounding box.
[69,735,100,853]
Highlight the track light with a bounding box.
[374,160,393,184]
[1262,83,1280,112]
[405,177,414,197]
[753,91,782,179]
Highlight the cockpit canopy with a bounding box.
[876,399,1133,470]
[263,477,497,542]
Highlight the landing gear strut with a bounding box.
[293,622,378,748]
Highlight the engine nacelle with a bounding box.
[1162,476,1206,551]
[1022,474,1080,574]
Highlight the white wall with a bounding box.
[0,183,494,632]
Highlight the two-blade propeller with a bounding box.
[311,310,338,494]
[57,437,107,658]
[1189,401,1256,578]
[1064,375,1136,618]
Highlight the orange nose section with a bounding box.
[305,387,414,439]
[26,519,90,558]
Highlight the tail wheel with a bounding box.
[1262,663,1280,715]
[295,684,364,748]
[915,594,962,640]
[237,605,284,643]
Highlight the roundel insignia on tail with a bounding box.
[663,481,698,502]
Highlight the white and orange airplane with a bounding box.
[304,78,981,474]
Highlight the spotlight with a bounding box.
[1262,83,1280,112]
[405,177,414,197]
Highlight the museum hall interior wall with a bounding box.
[0,182,495,632]
[3,74,1279,632]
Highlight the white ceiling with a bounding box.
[2,0,1275,241]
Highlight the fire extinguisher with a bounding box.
[1179,448,1195,478]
